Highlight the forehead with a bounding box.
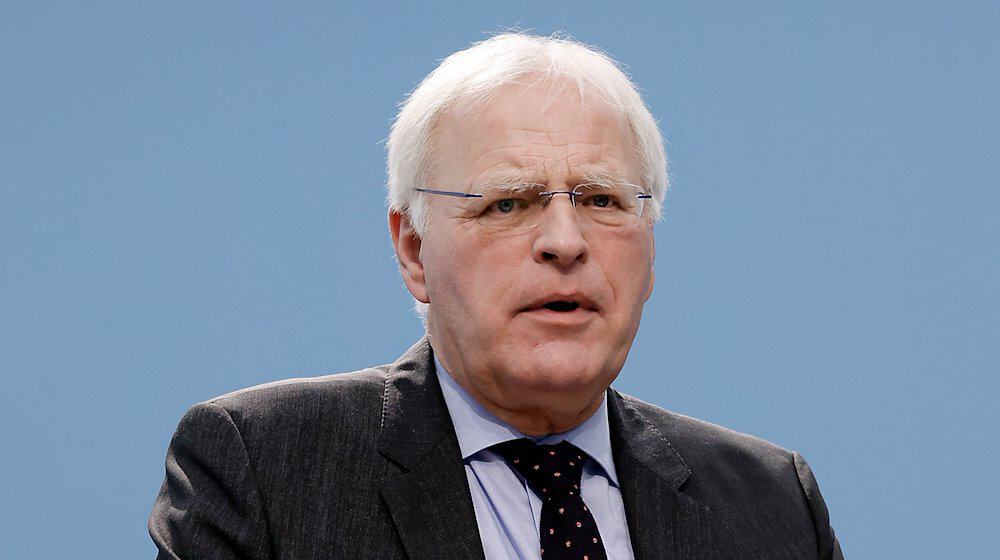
[431,81,640,186]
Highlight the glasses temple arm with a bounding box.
[414,188,484,198]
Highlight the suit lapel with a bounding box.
[376,338,486,560]
[374,340,725,560]
[608,390,719,560]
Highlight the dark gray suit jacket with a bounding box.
[149,338,843,559]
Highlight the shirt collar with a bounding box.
[433,352,620,487]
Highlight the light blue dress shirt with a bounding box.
[434,355,636,560]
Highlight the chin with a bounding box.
[502,343,613,394]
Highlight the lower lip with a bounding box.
[519,307,598,325]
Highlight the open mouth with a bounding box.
[522,297,596,324]
[518,293,598,318]
[542,300,581,312]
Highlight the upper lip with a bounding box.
[519,292,600,313]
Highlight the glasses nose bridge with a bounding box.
[540,189,580,209]
[535,189,586,231]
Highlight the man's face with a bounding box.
[394,81,655,429]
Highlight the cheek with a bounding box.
[462,245,522,308]
[426,235,522,317]
[596,239,653,312]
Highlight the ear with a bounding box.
[389,210,430,303]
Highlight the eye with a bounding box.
[580,192,623,210]
[590,194,612,208]
[495,199,517,213]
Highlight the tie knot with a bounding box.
[492,439,588,495]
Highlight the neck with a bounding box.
[491,396,604,437]
[437,355,605,436]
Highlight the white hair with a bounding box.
[386,32,668,235]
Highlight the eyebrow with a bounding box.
[476,176,547,193]
[475,170,633,192]
[580,171,632,187]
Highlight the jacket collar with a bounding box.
[377,337,456,470]
[377,337,719,560]
[606,388,691,489]
[376,337,487,560]
[608,390,726,560]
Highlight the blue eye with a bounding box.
[496,199,516,213]
[591,195,611,208]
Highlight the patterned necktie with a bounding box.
[492,438,608,560]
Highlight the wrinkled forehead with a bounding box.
[429,79,640,185]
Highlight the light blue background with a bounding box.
[2,2,997,558]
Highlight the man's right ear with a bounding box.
[388,210,430,303]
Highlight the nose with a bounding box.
[531,193,590,268]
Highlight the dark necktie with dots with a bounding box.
[492,439,608,560]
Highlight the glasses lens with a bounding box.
[473,186,545,230]
[469,183,647,231]
[574,183,644,227]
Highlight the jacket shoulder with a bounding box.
[156,365,402,558]
[190,366,391,449]
[617,392,796,478]
[207,366,388,415]
[616,392,837,557]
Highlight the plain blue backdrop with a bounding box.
[2,2,997,558]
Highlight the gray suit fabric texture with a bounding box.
[149,338,844,560]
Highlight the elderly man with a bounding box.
[149,33,843,560]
